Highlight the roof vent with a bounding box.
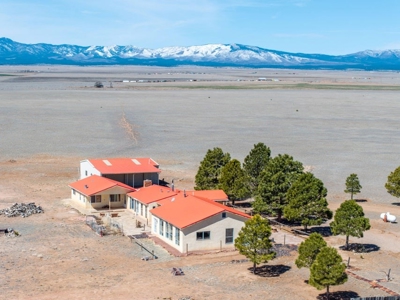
[171,197,175,202]
[84,185,88,189]
[103,159,112,166]
[132,159,141,165]
[184,189,187,197]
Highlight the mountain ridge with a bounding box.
[1,37,399,70]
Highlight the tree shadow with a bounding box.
[316,290,360,300]
[339,243,380,253]
[248,264,291,277]
[391,202,400,206]
[309,226,332,237]
[355,199,368,203]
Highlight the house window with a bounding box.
[159,220,164,236]
[110,194,120,202]
[175,228,180,246]
[196,231,210,240]
[72,189,76,195]
[85,170,88,176]
[166,223,173,240]
[91,195,102,203]
[222,212,226,218]
[153,218,158,233]
[226,228,234,244]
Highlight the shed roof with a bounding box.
[69,175,136,196]
[87,158,160,174]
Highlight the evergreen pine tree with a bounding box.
[309,247,348,300]
[330,200,371,250]
[234,214,275,274]
[243,142,271,195]
[255,154,303,220]
[296,233,327,269]
[385,166,400,198]
[219,159,250,203]
[284,173,332,230]
[344,173,362,200]
[194,147,231,190]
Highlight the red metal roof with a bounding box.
[188,190,228,202]
[69,175,136,196]
[88,158,160,174]
[150,193,250,229]
[127,185,179,205]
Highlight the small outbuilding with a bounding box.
[69,175,136,210]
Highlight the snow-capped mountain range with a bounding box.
[1,37,400,70]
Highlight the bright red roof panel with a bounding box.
[127,185,179,205]
[69,175,136,196]
[89,158,160,174]
[151,193,250,229]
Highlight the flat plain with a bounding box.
[0,65,400,299]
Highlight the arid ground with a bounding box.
[0,66,400,299]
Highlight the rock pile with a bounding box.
[0,203,44,218]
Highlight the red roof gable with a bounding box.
[127,185,179,205]
[69,175,136,196]
[89,158,160,174]
[151,193,250,229]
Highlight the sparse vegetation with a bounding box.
[94,81,104,88]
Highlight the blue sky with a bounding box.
[2,0,400,55]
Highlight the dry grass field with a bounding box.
[0,65,400,299]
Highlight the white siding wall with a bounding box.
[151,212,248,253]
[127,197,158,224]
[80,160,100,179]
[151,216,183,252]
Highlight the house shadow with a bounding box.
[248,264,291,277]
[316,290,360,300]
[391,202,400,206]
[309,226,332,237]
[339,243,380,253]
[158,178,170,187]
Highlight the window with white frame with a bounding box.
[196,231,210,240]
[175,228,180,245]
[166,223,173,240]
[153,218,158,233]
[159,220,164,236]
[225,228,234,244]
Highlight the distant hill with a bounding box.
[1,37,400,70]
